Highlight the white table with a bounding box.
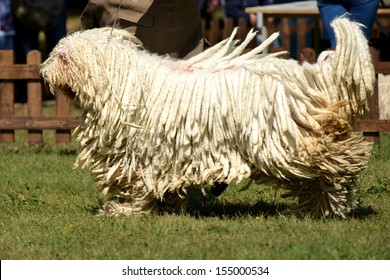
[246,1,390,55]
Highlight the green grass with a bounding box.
[0,133,390,260]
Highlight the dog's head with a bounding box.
[40,27,143,110]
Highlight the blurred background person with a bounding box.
[200,0,221,21]
[13,0,67,62]
[0,0,15,50]
[12,0,67,102]
[222,0,273,27]
[317,0,380,48]
[80,0,205,59]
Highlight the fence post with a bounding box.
[361,48,380,144]
[208,18,221,45]
[27,50,43,143]
[297,18,307,58]
[280,18,291,52]
[223,17,234,40]
[0,50,15,143]
[238,17,248,42]
[56,94,72,143]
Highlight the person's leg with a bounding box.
[345,0,380,41]
[14,18,39,63]
[45,1,67,57]
[0,35,14,50]
[13,19,39,103]
[317,0,348,48]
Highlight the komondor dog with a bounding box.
[40,17,375,218]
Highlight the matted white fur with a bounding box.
[40,17,375,218]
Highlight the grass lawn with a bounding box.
[0,131,389,260]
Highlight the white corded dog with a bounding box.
[40,17,374,218]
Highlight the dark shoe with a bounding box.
[210,182,228,197]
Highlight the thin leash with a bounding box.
[110,0,124,37]
[110,0,140,36]
[105,0,124,50]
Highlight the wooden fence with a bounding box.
[202,17,258,49]
[202,16,316,56]
[355,49,390,143]
[0,50,80,143]
[0,17,389,144]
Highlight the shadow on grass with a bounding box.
[348,203,377,220]
[85,189,289,219]
[186,188,378,220]
[187,199,288,219]
[85,187,377,220]
[186,188,290,219]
